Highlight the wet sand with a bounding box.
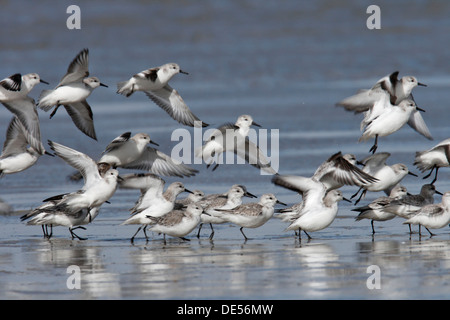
[1,1,450,300]
[1,207,449,299]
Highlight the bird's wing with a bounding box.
[407,109,433,141]
[122,147,198,178]
[0,73,22,91]
[234,137,277,174]
[57,48,89,87]
[102,132,131,154]
[1,117,28,157]
[315,152,378,187]
[63,101,97,140]
[118,172,165,193]
[1,96,45,155]
[48,140,100,189]
[145,84,208,127]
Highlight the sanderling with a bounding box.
[215,193,285,241]
[353,185,408,234]
[351,152,416,204]
[310,151,378,190]
[414,138,450,184]
[21,202,100,240]
[285,189,350,241]
[403,191,450,237]
[197,185,256,240]
[1,96,46,156]
[147,203,206,244]
[37,48,107,140]
[43,140,121,214]
[0,117,45,177]
[359,99,423,154]
[271,152,378,205]
[196,114,276,174]
[336,71,432,141]
[336,71,426,112]
[175,190,205,208]
[99,131,198,178]
[117,62,207,128]
[0,72,48,102]
[384,184,442,233]
[120,174,192,242]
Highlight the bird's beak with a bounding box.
[343,197,352,203]
[100,83,108,87]
[436,190,444,196]
[117,175,124,182]
[252,122,262,128]
[184,189,194,194]
[416,106,426,112]
[150,140,159,147]
[276,200,287,206]
[418,82,427,87]
[180,70,189,75]
[408,171,418,177]
[245,191,257,198]
[40,79,49,85]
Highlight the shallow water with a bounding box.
[0,1,449,300]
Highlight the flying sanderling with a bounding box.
[359,99,424,154]
[1,96,46,155]
[117,62,207,128]
[0,117,45,177]
[38,48,107,140]
[336,71,432,141]
[351,152,417,204]
[196,114,277,174]
[414,138,450,184]
[0,72,48,102]
[99,131,198,178]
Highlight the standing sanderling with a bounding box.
[120,174,192,242]
[175,190,205,208]
[147,203,206,245]
[117,62,207,128]
[20,203,101,240]
[37,48,107,140]
[353,185,408,234]
[43,140,122,214]
[215,193,285,241]
[414,138,450,184]
[0,72,48,102]
[197,185,256,240]
[286,190,350,241]
[383,184,442,233]
[403,191,450,237]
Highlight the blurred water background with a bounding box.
[0,0,449,299]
